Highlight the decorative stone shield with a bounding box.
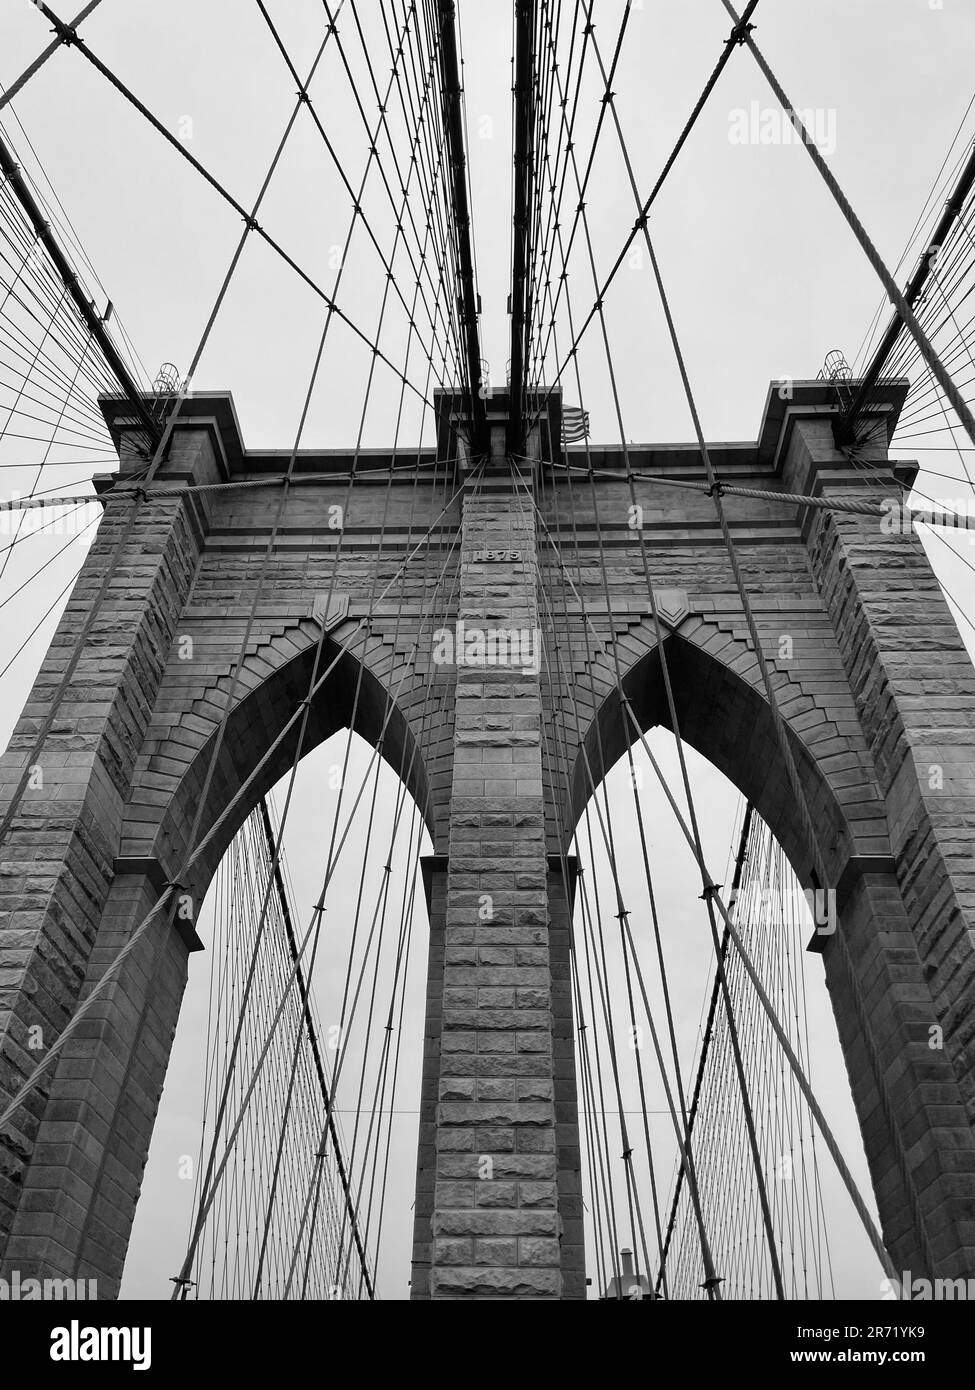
[312,593,350,631]
[653,587,690,630]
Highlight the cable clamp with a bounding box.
[699,881,722,901]
[243,214,262,232]
[49,12,80,46]
[705,480,724,498]
[727,18,755,46]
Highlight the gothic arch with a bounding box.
[560,616,975,1280]
[564,619,892,889]
[120,615,438,914]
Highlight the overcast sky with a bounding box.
[2,0,975,1301]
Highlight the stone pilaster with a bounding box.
[787,415,975,1276]
[0,425,217,1277]
[420,472,572,1298]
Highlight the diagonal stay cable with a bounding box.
[721,0,975,452]
[644,209,935,1280]
[517,465,898,1285]
[656,803,753,1293]
[0,16,346,854]
[30,3,431,411]
[175,464,484,1299]
[254,1,456,391]
[0,464,473,1138]
[249,187,457,1298]
[176,241,456,1298]
[536,19,785,1293]
[0,1,104,112]
[515,473,655,1283]
[512,464,722,1297]
[524,0,761,433]
[620,697,900,1286]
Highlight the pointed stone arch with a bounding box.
[565,617,889,886]
[121,615,438,912]
[559,610,975,1279]
[0,603,439,1296]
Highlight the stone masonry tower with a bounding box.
[1,379,975,1296]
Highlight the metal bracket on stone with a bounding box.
[805,853,899,955]
[112,856,205,953]
[312,593,350,631]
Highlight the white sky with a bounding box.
[2,0,975,1300]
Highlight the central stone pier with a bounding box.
[411,404,584,1299]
